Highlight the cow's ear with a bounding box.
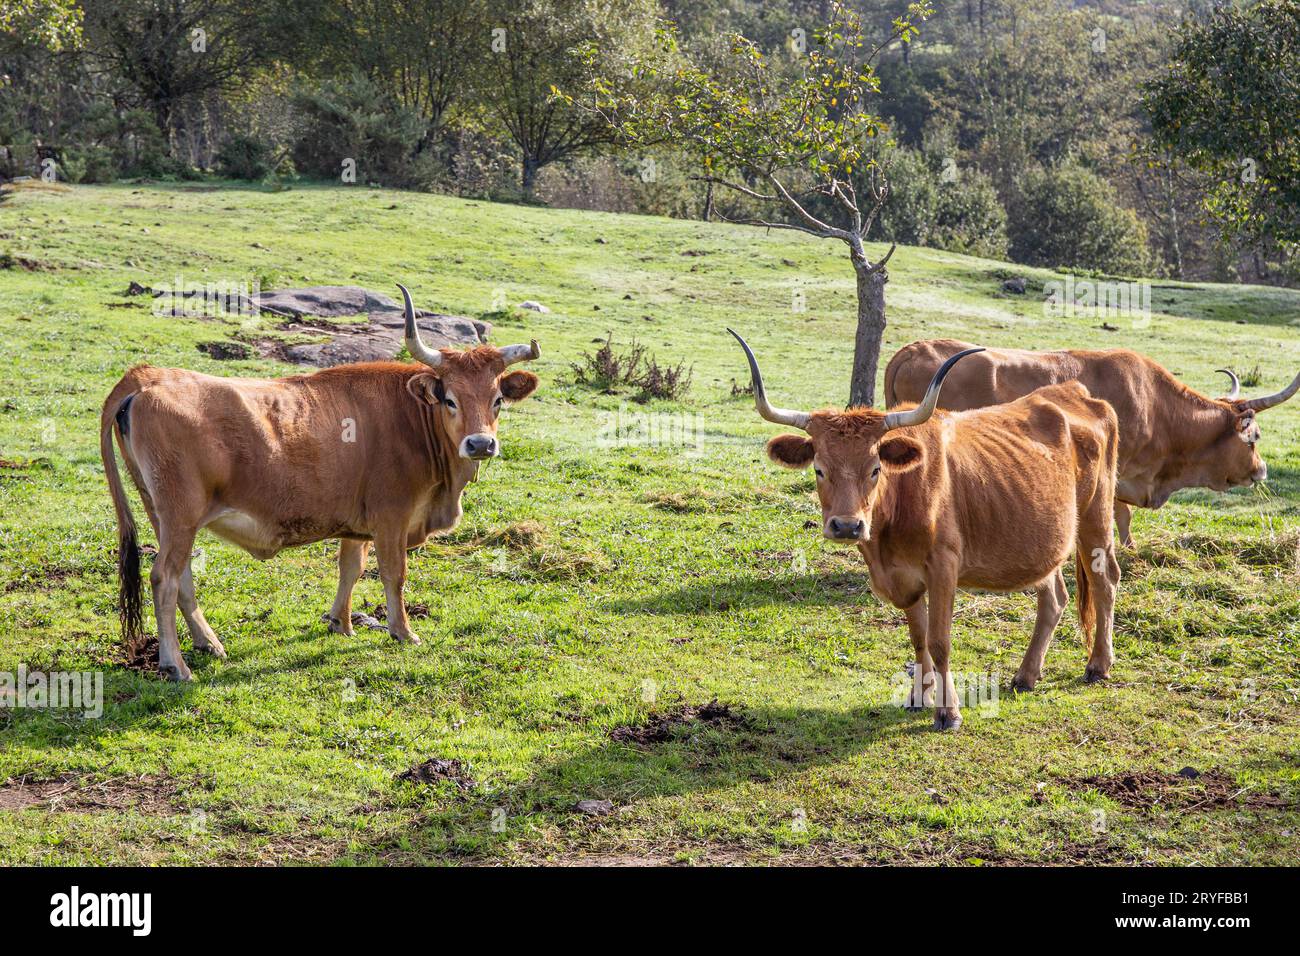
[499,370,539,402]
[406,372,443,405]
[878,436,923,471]
[767,433,815,469]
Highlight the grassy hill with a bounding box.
[1,180,1298,864]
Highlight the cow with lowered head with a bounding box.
[730,330,1122,730]
[886,340,1300,545]
[101,283,540,681]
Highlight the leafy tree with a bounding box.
[573,0,934,408]
[0,0,81,51]
[478,0,660,197]
[1008,163,1149,275]
[1144,0,1300,250]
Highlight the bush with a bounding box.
[571,335,692,402]
[291,74,424,185]
[876,147,1009,259]
[216,134,275,180]
[1008,163,1150,274]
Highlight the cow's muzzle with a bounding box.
[826,516,866,541]
[460,434,499,460]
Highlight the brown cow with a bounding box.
[101,284,540,681]
[729,330,1121,730]
[885,339,1300,545]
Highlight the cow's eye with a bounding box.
[871,465,881,478]
[444,398,457,411]
[493,395,503,411]
[813,467,824,479]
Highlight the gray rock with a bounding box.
[252,285,400,318]
[519,300,550,313]
[1002,276,1028,294]
[574,799,614,816]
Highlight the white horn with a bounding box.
[397,283,443,368]
[727,329,810,431]
[1243,368,1300,413]
[1216,368,1241,400]
[499,341,541,366]
[883,347,984,431]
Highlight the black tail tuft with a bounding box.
[118,525,144,653]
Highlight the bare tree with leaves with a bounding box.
[569,0,933,407]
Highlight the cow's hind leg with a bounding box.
[1012,569,1068,692]
[902,597,935,710]
[373,528,420,645]
[1079,540,1120,683]
[327,539,370,636]
[179,559,225,658]
[151,524,197,682]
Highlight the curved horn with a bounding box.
[1216,368,1241,400]
[1242,368,1300,413]
[499,340,541,366]
[883,347,985,431]
[726,328,810,431]
[397,283,442,368]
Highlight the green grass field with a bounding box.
[1,180,1298,865]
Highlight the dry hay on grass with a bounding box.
[0,772,180,814]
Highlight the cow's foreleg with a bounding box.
[151,525,197,682]
[328,539,370,636]
[1012,570,1068,692]
[1113,502,1134,548]
[924,561,961,731]
[374,530,420,645]
[179,559,225,659]
[903,597,935,710]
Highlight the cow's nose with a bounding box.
[1253,463,1268,483]
[461,434,499,460]
[827,516,865,540]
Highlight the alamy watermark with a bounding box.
[1043,276,1151,328]
[152,274,262,319]
[0,665,103,719]
[595,403,705,453]
[889,665,1000,717]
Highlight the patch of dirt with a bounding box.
[1,564,77,593]
[196,340,253,361]
[610,700,748,746]
[0,252,56,271]
[371,602,431,621]
[123,635,159,674]
[1064,768,1293,811]
[396,757,476,792]
[0,772,179,814]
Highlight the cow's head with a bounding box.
[729,329,981,542]
[399,284,539,460]
[1209,367,1300,490]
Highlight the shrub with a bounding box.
[635,355,692,403]
[291,74,424,185]
[1008,163,1150,274]
[216,134,275,180]
[571,335,692,401]
[934,168,1009,260]
[876,147,1009,259]
[877,148,940,247]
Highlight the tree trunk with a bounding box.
[521,156,540,198]
[703,179,714,222]
[848,261,888,409]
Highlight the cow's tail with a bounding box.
[101,393,144,651]
[1075,552,1094,654]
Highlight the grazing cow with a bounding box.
[729,330,1121,730]
[885,340,1300,545]
[100,284,541,681]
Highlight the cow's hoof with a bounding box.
[390,631,421,646]
[931,711,962,732]
[1083,666,1110,684]
[160,662,193,682]
[1010,675,1037,693]
[198,643,227,660]
[324,614,354,637]
[903,700,927,712]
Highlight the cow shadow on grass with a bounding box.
[339,697,931,864]
[606,570,875,615]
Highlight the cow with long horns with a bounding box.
[101,284,541,681]
[885,340,1299,545]
[729,330,1122,730]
